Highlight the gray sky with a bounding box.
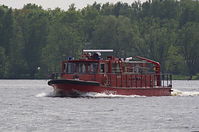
[0,0,147,10]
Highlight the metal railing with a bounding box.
[106,73,172,88]
[161,74,172,87]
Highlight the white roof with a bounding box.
[83,49,113,52]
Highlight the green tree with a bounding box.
[136,18,177,71]
[1,1,199,79]
[165,45,185,74]
[92,15,140,57]
[0,47,7,78]
[7,17,28,78]
[41,22,84,75]
[178,22,199,78]
[0,6,13,54]
[81,4,100,45]
[16,4,50,78]
[179,0,199,26]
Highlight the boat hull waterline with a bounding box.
[48,79,172,97]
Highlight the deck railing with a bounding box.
[106,73,172,88]
[161,74,172,87]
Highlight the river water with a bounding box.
[0,80,199,132]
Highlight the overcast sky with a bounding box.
[0,0,147,10]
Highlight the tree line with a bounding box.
[0,0,199,79]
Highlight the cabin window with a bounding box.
[77,63,86,73]
[88,63,98,73]
[66,63,75,74]
[100,64,105,73]
[112,63,121,73]
[64,63,67,73]
[133,66,139,73]
[65,62,98,74]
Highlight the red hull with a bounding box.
[48,79,172,96]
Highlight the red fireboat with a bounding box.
[48,49,172,96]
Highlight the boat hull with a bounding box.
[48,79,172,97]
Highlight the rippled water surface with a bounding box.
[0,80,199,132]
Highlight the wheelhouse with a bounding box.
[62,57,157,74]
[63,61,99,74]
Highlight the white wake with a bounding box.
[172,89,199,96]
[35,91,145,98]
[36,90,199,98]
[80,92,145,98]
[35,92,57,97]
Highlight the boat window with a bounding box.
[65,62,98,74]
[66,63,75,74]
[88,63,98,73]
[112,63,121,73]
[133,66,140,73]
[100,63,105,73]
[64,63,67,73]
[77,63,86,73]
